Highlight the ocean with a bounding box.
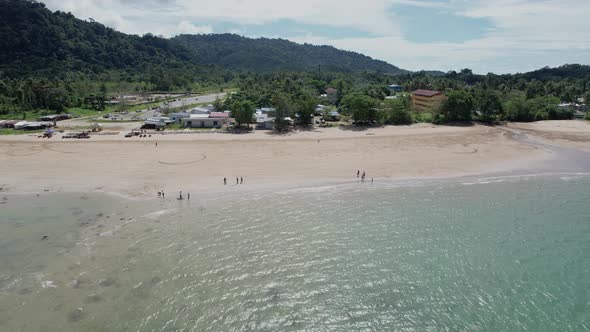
[1,175,589,331]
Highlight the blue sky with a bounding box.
[43,0,590,74]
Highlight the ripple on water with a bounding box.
[1,177,590,331]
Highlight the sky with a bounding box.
[42,0,590,74]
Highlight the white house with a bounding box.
[256,113,275,130]
[181,112,229,128]
[189,107,210,115]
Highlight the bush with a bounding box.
[380,98,412,125]
[548,107,574,120]
[413,112,433,123]
[440,90,474,122]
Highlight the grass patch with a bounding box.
[413,111,433,123]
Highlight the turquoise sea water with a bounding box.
[1,175,589,331]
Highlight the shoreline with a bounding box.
[1,121,589,199]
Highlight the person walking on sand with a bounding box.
[179,190,183,200]
[224,177,227,185]
[236,177,239,185]
[155,141,158,148]
[187,192,191,200]
[357,170,360,178]
[240,177,243,184]
[162,190,165,198]
[371,177,374,183]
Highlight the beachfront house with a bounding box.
[325,111,341,121]
[256,113,275,130]
[388,84,403,93]
[14,121,53,130]
[189,107,211,115]
[182,112,229,128]
[143,117,166,129]
[256,107,276,115]
[411,89,445,112]
[38,114,71,122]
[169,112,190,122]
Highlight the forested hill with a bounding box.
[171,34,406,74]
[0,0,208,80]
[0,0,406,79]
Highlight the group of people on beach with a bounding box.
[357,170,373,183]
[157,189,190,200]
[177,190,190,200]
[223,177,244,185]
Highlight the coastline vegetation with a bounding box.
[0,0,588,129]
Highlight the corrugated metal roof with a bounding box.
[209,112,229,118]
[412,89,442,97]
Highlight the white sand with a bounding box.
[2,121,588,197]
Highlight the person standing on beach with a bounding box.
[224,178,227,185]
[187,193,191,200]
[161,190,165,198]
[371,177,374,183]
[155,141,158,148]
[236,177,239,185]
[240,177,243,184]
[357,170,360,178]
[179,190,183,200]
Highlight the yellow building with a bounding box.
[411,90,445,112]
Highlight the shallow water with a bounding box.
[1,176,589,331]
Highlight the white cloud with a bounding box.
[41,0,590,73]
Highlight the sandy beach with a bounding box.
[1,121,589,197]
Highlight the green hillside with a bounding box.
[172,34,406,74]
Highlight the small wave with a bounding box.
[461,172,590,186]
[41,280,57,289]
[143,209,175,220]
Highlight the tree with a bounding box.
[475,89,502,123]
[212,97,224,112]
[230,100,256,128]
[295,94,317,125]
[380,96,412,125]
[341,93,378,124]
[272,94,293,132]
[504,95,535,122]
[440,90,474,122]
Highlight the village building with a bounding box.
[14,121,53,130]
[38,114,71,122]
[168,112,191,122]
[388,84,403,93]
[182,112,229,128]
[325,111,341,121]
[411,89,445,112]
[143,117,166,129]
[189,107,211,115]
[256,113,275,130]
